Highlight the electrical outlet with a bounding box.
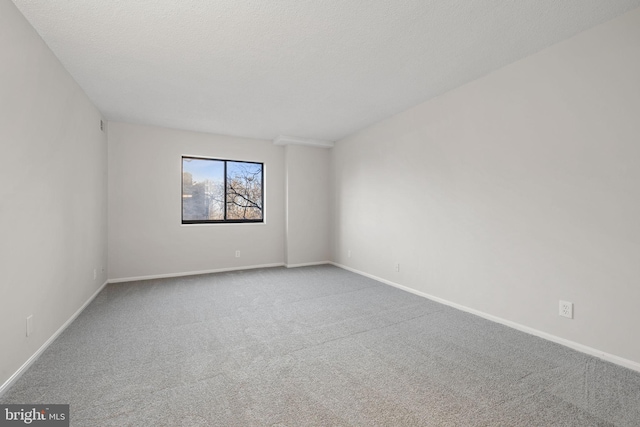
[559,300,573,319]
[347,250,351,258]
[26,315,33,337]
[93,269,97,280]
[235,250,240,258]
[394,263,400,272]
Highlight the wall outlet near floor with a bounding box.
[235,250,240,258]
[347,250,351,258]
[26,315,33,337]
[93,268,97,280]
[559,300,573,319]
[394,263,400,272]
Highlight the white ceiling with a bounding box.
[12,0,640,142]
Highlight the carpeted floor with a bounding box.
[2,265,640,426]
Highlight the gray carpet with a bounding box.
[2,265,640,426]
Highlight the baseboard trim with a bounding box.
[0,280,109,397]
[285,261,331,268]
[331,262,640,374]
[108,263,286,284]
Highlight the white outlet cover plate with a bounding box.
[26,315,33,337]
[559,300,574,319]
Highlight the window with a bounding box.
[182,156,264,224]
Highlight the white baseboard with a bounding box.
[331,262,640,374]
[108,263,285,284]
[0,280,109,397]
[285,261,331,268]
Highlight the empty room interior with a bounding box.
[2,0,640,425]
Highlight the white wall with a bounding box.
[108,122,286,280]
[332,8,640,367]
[0,1,108,389]
[284,145,331,267]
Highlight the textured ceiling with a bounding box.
[12,0,640,142]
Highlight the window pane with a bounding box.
[226,161,263,220]
[182,158,225,220]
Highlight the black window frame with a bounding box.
[181,156,264,224]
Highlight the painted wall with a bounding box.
[0,1,108,388]
[284,145,331,267]
[108,122,286,280]
[332,8,640,366]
